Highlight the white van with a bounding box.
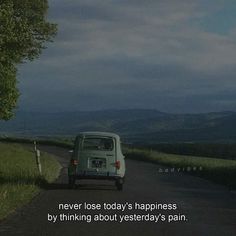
[68,132,126,190]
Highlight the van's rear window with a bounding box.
[82,137,114,151]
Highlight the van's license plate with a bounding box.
[91,159,104,168]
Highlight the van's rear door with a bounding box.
[79,136,117,175]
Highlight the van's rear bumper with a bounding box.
[73,171,124,181]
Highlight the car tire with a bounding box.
[115,179,123,191]
[68,176,76,189]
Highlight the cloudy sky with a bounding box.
[18,0,236,113]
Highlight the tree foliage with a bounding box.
[0,0,57,120]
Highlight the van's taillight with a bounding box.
[115,161,120,169]
[71,159,78,165]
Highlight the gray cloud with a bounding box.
[17,0,236,113]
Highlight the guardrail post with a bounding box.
[34,141,42,175]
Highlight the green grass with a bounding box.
[0,143,61,220]
[125,148,236,189]
[0,137,74,149]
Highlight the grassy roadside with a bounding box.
[1,137,236,189]
[125,148,236,189]
[0,137,73,149]
[0,143,61,220]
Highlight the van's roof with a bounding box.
[77,131,120,139]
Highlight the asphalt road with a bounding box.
[1,145,236,236]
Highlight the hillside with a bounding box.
[0,109,235,143]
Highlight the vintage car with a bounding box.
[68,131,126,190]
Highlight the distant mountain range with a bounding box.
[0,109,236,143]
